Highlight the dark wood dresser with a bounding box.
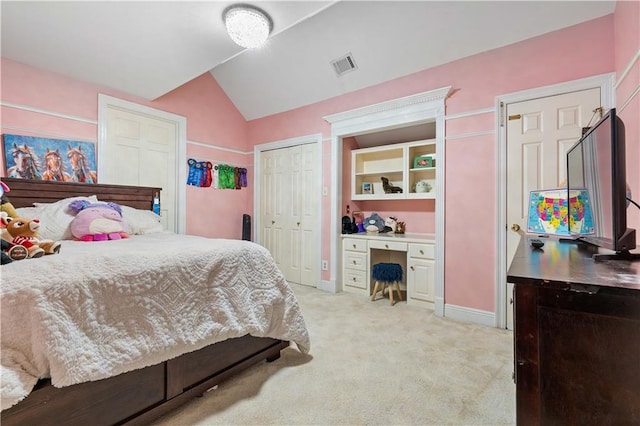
[507,236,640,426]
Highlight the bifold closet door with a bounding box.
[260,144,318,287]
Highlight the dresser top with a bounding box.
[507,236,640,291]
[341,232,435,244]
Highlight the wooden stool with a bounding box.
[370,263,403,306]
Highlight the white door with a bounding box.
[261,148,287,274]
[105,106,177,232]
[298,143,319,286]
[505,88,601,328]
[260,143,319,287]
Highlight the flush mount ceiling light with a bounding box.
[224,4,273,49]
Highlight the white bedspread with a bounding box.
[1,233,310,410]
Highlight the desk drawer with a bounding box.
[343,238,367,252]
[409,243,435,259]
[343,251,367,270]
[343,269,367,289]
[368,239,407,252]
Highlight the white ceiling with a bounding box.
[1,1,616,121]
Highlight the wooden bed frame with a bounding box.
[1,177,289,426]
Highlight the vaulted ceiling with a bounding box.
[1,1,616,121]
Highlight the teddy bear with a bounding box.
[0,214,62,258]
[68,200,129,241]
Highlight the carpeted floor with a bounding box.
[152,284,515,425]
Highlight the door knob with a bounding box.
[511,224,521,232]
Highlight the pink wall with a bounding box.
[247,15,618,312]
[0,60,251,240]
[2,9,636,317]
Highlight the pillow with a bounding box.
[14,206,38,219]
[32,195,98,240]
[120,205,164,235]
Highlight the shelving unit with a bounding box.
[351,139,436,200]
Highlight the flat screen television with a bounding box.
[566,108,637,260]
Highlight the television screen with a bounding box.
[566,108,636,254]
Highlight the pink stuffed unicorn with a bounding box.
[68,201,129,242]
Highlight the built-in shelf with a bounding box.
[351,139,436,200]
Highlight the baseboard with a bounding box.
[317,279,338,293]
[444,304,495,327]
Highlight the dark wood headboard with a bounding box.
[1,178,161,211]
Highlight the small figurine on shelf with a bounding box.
[381,177,403,194]
[395,221,406,234]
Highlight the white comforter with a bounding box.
[0,232,310,410]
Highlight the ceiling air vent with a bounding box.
[331,53,357,77]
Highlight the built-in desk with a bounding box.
[341,232,436,308]
[508,236,640,425]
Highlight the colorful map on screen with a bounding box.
[527,189,594,236]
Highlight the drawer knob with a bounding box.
[410,266,415,271]
[419,250,424,255]
[353,277,356,281]
[352,244,356,249]
[352,260,356,265]
[385,244,389,248]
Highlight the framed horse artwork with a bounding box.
[2,134,97,183]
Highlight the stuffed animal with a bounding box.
[384,216,398,233]
[364,212,385,233]
[0,215,62,258]
[0,181,18,219]
[68,200,129,241]
[1,239,13,264]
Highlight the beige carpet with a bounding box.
[152,284,515,425]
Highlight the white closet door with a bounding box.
[299,143,319,287]
[261,148,287,273]
[259,143,318,287]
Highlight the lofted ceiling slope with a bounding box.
[1,1,616,121]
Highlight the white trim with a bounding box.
[0,126,95,143]
[618,83,640,114]
[494,72,615,329]
[614,47,640,89]
[1,101,97,124]
[187,139,250,155]
[444,304,496,328]
[318,279,338,293]
[253,133,323,288]
[324,86,450,314]
[445,130,495,140]
[97,94,187,234]
[325,87,451,124]
[445,107,494,121]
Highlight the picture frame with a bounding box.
[3,134,97,183]
[362,182,373,194]
[413,154,433,169]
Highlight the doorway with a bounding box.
[496,73,614,329]
[97,94,187,234]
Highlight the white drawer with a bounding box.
[343,251,367,271]
[343,269,367,289]
[368,239,407,252]
[343,238,367,252]
[409,243,435,259]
